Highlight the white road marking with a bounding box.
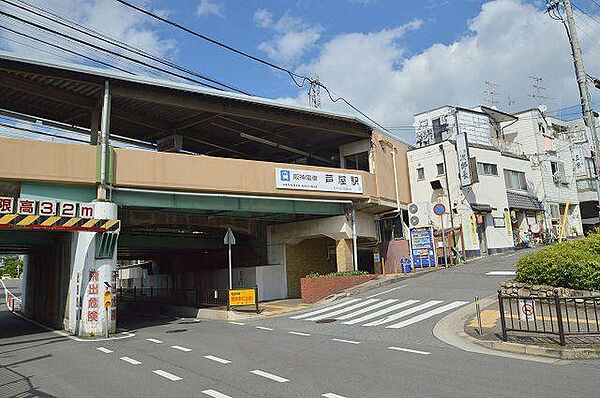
[250,369,289,383]
[386,301,468,329]
[288,331,311,336]
[331,338,361,345]
[153,370,182,381]
[204,355,231,364]
[341,299,419,325]
[485,271,516,276]
[387,346,431,355]
[146,338,163,344]
[255,326,274,331]
[96,347,113,353]
[336,299,399,320]
[305,299,381,321]
[120,356,142,365]
[202,389,232,398]
[363,300,443,327]
[366,285,406,298]
[171,345,192,352]
[228,321,245,326]
[290,299,362,319]
[323,393,347,398]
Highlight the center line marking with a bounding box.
[171,345,192,352]
[202,390,232,398]
[366,285,406,298]
[204,355,231,364]
[323,393,347,398]
[146,338,163,344]
[228,321,245,326]
[331,338,361,345]
[250,369,289,383]
[96,347,113,353]
[289,331,311,336]
[255,326,274,331]
[120,356,142,365]
[387,346,431,355]
[153,370,182,381]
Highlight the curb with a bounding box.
[473,339,600,360]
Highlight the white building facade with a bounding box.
[501,110,583,237]
[409,105,567,259]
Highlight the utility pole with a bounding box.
[548,0,600,221]
[308,75,321,108]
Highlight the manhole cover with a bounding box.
[316,319,336,324]
[165,329,188,334]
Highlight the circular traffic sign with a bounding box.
[522,303,534,316]
[433,203,446,216]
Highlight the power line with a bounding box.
[112,0,400,138]
[0,0,250,95]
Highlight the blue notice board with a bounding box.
[409,227,437,268]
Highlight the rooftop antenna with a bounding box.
[507,96,516,113]
[528,76,554,105]
[483,81,499,108]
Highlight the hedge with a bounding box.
[304,270,369,278]
[515,231,600,292]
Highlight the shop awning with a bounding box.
[506,191,544,211]
[470,203,495,213]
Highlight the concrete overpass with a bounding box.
[0,52,412,337]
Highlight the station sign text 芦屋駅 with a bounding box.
[275,168,363,194]
[0,197,95,218]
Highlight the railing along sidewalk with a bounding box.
[498,290,600,345]
[118,286,229,308]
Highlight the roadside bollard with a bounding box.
[474,295,483,335]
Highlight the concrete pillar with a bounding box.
[335,239,354,272]
[66,202,118,337]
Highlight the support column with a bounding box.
[67,202,118,337]
[335,239,354,272]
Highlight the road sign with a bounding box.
[103,291,112,308]
[518,298,536,322]
[433,203,446,216]
[224,228,236,245]
[228,288,256,307]
[224,228,236,289]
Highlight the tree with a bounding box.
[1,257,23,278]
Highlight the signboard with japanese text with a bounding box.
[0,197,120,232]
[572,145,587,177]
[275,168,363,194]
[228,288,256,307]
[456,133,473,187]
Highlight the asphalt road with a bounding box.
[1,253,600,398]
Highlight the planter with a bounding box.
[300,274,376,304]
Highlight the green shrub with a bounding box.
[515,232,600,292]
[304,270,369,278]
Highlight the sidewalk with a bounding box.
[435,294,600,361]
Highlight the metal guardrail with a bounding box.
[118,287,229,308]
[498,291,600,345]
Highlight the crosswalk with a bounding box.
[290,298,468,330]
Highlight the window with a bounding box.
[551,161,567,184]
[436,163,445,176]
[432,117,447,143]
[344,151,369,171]
[476,162,498,176]
[504,169,527,191]
[416,167,425,181]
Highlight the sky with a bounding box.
[1,0,600,143]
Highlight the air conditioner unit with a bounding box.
[157,134,183,152]
[552,172,563,184]
[408,202,432,228]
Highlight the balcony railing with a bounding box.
[576,177,598,192]
[491,137,525,157]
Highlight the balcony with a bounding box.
[576,177,599,203]
[491,137,525,157]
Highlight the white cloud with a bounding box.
[253,8,323,65]
[0,0,176,75]
[196,0,224,18]
[283,0,600,143]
